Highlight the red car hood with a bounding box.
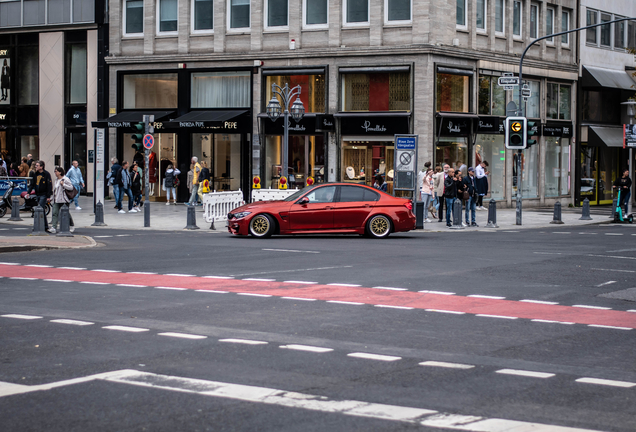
[230,200,291,213]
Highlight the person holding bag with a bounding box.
[50,166,75,233]
[164,163,181,205]
[463,167,478,227]
[420,167,434,223]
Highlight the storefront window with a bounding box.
[192,133,241,191]
[191,71,250,108]
[66,43,87,104]
[478,76,504,116]
[475,134,505,200]
[544,137,570,197]
[436,73,470,113]
[18,47,38,105]
[341,141,393,191]
[20,135,39,161]
[435,137,468,172]
[122,73,178,109]
[512,80,540,118]
[266,74,325,113]
[123,132,177,198]
[341,72,410,112]
[514,145,539,198]
[265,135,325,189]
[547,83,571,120]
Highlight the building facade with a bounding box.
[104,0,578,205]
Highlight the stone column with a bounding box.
[39,32,64,173]
[144,0,156,54]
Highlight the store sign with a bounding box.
[263,116,317,135]
[0,178,28,196]
[67,110,87,125]
[476,116,500,134]
[542,122,572,138]
[624,124,636,148]
[340,115,409,135]
[315,114,335,132]
[436,116,472,136]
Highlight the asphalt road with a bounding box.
[1,223,635,431]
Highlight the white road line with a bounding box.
[0,262,20,265]
[374,305,414,310]
[588,254,636,260]
[218,338,267,345]
[262,248,320,254]
[576,377,636,388]
[419,361,474,369]
[195,289,229,294]
[57,267,86,270]
[94,235,113,238]
[127,271,157,275]
[79,281,110,285]
[158,332,207,340]
[579,232,598,235]
[476,314,517,320]
[9,277,37,280]
[552,232,571,234]
[606,248,636,253]
[532,319,575,325]
[280,344,333,353]
[115,234,132,237]
[628,310,636,313]
[43,279,73,283]
[588,324,632,330]
[520,299,559,305]
[24,264,52,268]
[283,280,318,284]
[155,286,188,291]
[347,352,401,362]
[327,283,361,287]
[372,286,408,291]
[533,252,563,255]
[591,268,636,273]
[605,233,623,236]
[116,284,147,288]
[327,300,364,306]
[496,369,555,379]
[202,276,234,279]
[230,265,353,277]
[467,295,506,299]
[102,325,149,333]
[425,309,465,315]
[243,278,276,282]
[92,269,120,273]
[596,281,617,287]
[237,293,272,297]
[1,314,42,320]
[419,290,455,295]
[281,297,316,301]
[50,319,94,326]
[164,273,195,277]
[572,305,611,310]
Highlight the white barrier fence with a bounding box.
[251,188,298,203]
[202,190,245,225]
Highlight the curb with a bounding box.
[0,235,98,254]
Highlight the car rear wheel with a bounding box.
[249,214,274,238]
[367,215,391,238]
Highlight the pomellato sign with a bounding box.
[340,115,409,135]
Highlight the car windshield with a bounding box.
[283,185,319,202]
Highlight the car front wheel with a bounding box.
[367,215,391,238]
[249,214,275,238]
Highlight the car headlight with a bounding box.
[232,211,251,220]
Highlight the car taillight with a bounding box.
[404,201,413,211]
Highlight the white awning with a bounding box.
[582,66,636,90]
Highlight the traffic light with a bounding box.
[526,120,537,148]
[505,116,527,150]
[131,122,144,150]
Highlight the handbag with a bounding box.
[65,185,78,200]
[462,191,470,201]
[173,174,180,187]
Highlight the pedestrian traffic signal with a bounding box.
[132,122,144,148]
[526,120,537,148]
[505,116,527,150]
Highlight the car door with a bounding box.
[333,185,380,229]
[288,185,337,230]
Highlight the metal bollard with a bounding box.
[550,201,564,224]
[91,201,107,226]
[8,197,22,221]
[30,207,49,236]
[486,199,499,228]
[184,205,200,230]
[210,218,216,230]
[57,205,73,237]
[610,198,617,218]
[450,199,464,230]
[579,198,593,220]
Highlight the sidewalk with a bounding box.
[0,235,97,253]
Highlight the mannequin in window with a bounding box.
[148,151,158,195]
[1,59,9,102]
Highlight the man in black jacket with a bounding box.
[463,167,478,227]
[29,160,53,232]
[613,169,632,215]
[443,168,457,227]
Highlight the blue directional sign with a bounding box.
[143,134,154,150]
[395,136,416,150]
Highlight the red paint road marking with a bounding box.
[4,264,636,329]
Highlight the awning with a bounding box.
[91,111,175,128]
[582,66,636,90]
[163,110,248,128]
[588,126,624,148]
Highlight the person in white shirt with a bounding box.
[475,161,489,210]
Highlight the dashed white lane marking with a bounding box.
[79,281,110,285]
[628,310,636,313]
[591,268,636,273]
[9,277,37,280]
[532,319,575,325]
[128,271,157,275]
[43,279,72,283]
[606,247,636,253]
[283,280,318,284]
[262,248,320,254]
[115,234,132,237]
[533,252,563,255]
[280,344,334,353]
[24,264,52,268]
[92,269,120,273]
[374,305,414,310]
[195,289,229,293]
[347,352,402,362]
[596,281,617,287]
[326,300,364,306]
[552,232,571,234]
[372,286,408,291]
[164,273,194,277]
[476,314,517,320]
[588,324,632,330]
[579,232,598,235]
[158,332,207,340]
[467,295,506,300]
[588,254,636,260]
[426,309,465,315]
[520,299,559,305]
[0,262,20,265]
[1,314,42,320]
[102,325,149,333]
[202,276,234,279]
[419,290,455,295]
[57,267,86,270]
[116,284,147,288]
[281,297,317,301]
[605,233,623,236]
[496,369,555,379]
[94,235,113,238]
[419,361,475,369]
[50,319,94,326]
[155,286,187,291]
[573,305,611,310]
[576,377,636,388]
[243,278,276,282]
[327,283,362,287]
[218,338,268,345]
[237,293,272,298]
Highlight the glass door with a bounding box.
[69,131,87,193]
[580,145,597,204]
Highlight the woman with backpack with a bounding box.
[49,166,75,234]
[164,163,181,205]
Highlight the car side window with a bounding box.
[304,186,336,203]
[338,186,379,202]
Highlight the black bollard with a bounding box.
[8,197,22,221]
[30,207,49,236]
[579,198,593,220]
[91,201,107,226]
[210,218,216,230]
[610,198,617,218]
[57,205,73,237]
[450,199,464,230]
[550,201,564,224]
[486,199,498,228]
[185,205,200,230]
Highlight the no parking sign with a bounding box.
[143,134,154,150]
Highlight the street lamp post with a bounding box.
[621,101,635,215]
[266,83,305,188]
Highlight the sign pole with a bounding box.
[142,115,154,228]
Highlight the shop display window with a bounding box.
[513,145,539,198]
[341,141,394,194]
[123,132,177,199]
[122,73,178,109]
[266,74,325,113]
[192,133,241,191]
[436,73,470,113]
[435,137,467,173]
[545,137,570,197]
[478,76,505,116]
[265,135,325,189]
[475,134,505,200]
[341,72,410,112]
[20,135,39,162]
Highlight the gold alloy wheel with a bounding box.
[250,214,271,237]
[369,215,390,237]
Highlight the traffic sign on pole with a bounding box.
[498,76,520,86]
[143,134,154,150]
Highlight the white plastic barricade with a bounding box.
[251,188,298,203]
[202,190,245,225]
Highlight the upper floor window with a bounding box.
[547,83,571,120]
[192,0,213,32]
[600,13,611,47]
[546,8,554,43]
[303,0,328,28]
[629,21,636,50]
[494,0,504,35]
[122,73,178,109]
[266,0,288,29]
[228,0,250,30]
[158,0,178,33]
[342,72,410,112]
[530,4,538,38]
[513,1,522,38]
[18,46,38,105]
[437,69,471,113]
[478,76,504,116]
[192,71,250,108]
[476,0,486,31]
[512,80,540,118]
[266,73,325,113]
[66,43,87,104]
[456,0,466,29]
[561,11,570,45]
[344,0,368,26]
[48,0,71,24]
[586,9,597,44]
[386,0,411,24]
[615,16,625,49]
[124,0,144,36]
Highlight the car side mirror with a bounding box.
[298,197,309,205]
